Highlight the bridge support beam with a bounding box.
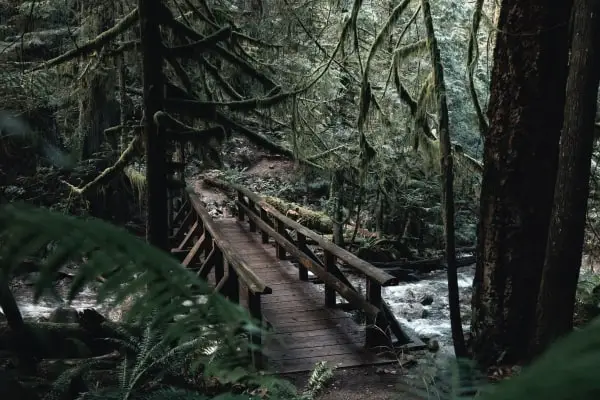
[324,251,336,307]
[365,280,391,348]
[248,290,264,370]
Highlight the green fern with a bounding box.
[0,203,265,392]
[0,202,255,344]
[300,361,335,400]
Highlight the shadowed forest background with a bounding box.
[1,0,600,399]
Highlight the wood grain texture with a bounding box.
[215,218,397,373]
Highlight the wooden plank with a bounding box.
[269,352,395,374]
[182,233,205,267]
[207,178,397,286]
[238,200,380,318]
[271,312,352,324]
[189,196,272,295]
[199,210,412,373]
[270,321,359,334]
[268,334,364,350]
[177,221,199,251]
[269,342,370,361]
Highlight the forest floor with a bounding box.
[283,364,428,400]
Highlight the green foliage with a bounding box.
[0,202,339,399]
[300,361,336,400]
[574,270,600,323]
[476,316,600,400]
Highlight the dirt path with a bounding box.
[283,365,429,400]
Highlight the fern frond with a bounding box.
[0,204,262,382]
[302,361,335,399]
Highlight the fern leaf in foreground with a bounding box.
[0,203,259,365]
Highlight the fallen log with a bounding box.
[263,196,333,234]
[338,256,475,279]
[374,255,476,273]
[203,177,334,234]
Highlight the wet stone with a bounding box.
[48,306,79,323]
[420,294,434,306]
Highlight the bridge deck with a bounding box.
[215,217,395,373]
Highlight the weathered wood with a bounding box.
[365,280,390,348]
[276,219,286,259]
[170,249,188,262]
[381,299,412,345]
[216,179,397,286]
[260,208,270,244]
[215,219,422,372]
[248,290,263,370]
[182,232,205,267]
[237,191,245,221]
[214,270,229,293]
[176,221,199,251]
[172,210,195,244]
[189,195,272,295]
[214,247,224,285]
[226,265,240,303]
[198,247,216,279]
[248,199,257,232]
[171,199,190,227]
[297,233,309,281]
[237,200,380,317]
[324,251,336,307]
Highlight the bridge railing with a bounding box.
[169,192,272,369]
[208,178,414,349]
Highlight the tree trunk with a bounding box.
[470,0,573,367]
[420,0,466,357]
[331,170,345,247]
[77,1,118,160]
[138,0,169,250]
[532,0,600,357]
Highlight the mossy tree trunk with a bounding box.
[533,0,600,357]
[77,0,119,160]
[330,169,345,247]
[470,0,573,367]
[421,0,466,357]
[139,0,169,250]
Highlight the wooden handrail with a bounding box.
[238,200,380,317]
[189,194,272,295]
[207,178,398,287]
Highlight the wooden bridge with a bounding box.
[168,179,423,373]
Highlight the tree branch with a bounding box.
[166,26,232,58]
[30,8,139,72]
[62,135,140,195]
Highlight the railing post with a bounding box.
[276,220,286,260]
[248,199,257,232]
[260,209,270,244]
[202,231,213,258]
[214,247,224,285]
[237,191,245,221]
[324,251,336,307]
[248,290,263,370]
[365,278,390,348]
[226,266,240,303]
[297,233,309,281]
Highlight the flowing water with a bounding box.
[8,265,475,355]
